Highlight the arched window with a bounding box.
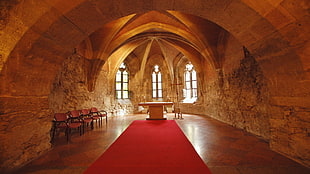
[116,63,129,99]
[152,65,162,99]
[183,62,197,103]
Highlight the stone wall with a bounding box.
[270,104,310,167]
[180,50,270,140]
[179,35,271,140]
[50,53,106,113]
[0,96,52,172]
[179,36,310,167]
[209,53,270,139]
[49,53,133,115]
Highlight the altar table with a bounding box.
[138,102,173,120]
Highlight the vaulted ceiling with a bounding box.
[75,10,230,90]
[0,0,308,97]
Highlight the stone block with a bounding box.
[65,1,106,35]
[278,16,309,47]
[265,6,295,29]
[281,0,309,19]
[249,18,276,41]
[271,97,310,108]
[0,96,52,171]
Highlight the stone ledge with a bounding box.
[271,97,310,108]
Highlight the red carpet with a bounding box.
[84,120,211,174]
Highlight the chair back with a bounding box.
[54,113,68,122]
[81,109,90,115]
[91,107,98,112]
[70,110,80,118]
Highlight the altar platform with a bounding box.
[138,102,173,120]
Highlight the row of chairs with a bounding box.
[50,107,107,142]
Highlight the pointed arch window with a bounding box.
[116,63,129,99]
[152,65,162,99]
[183,62,197,102]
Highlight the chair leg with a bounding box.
[178,112,183,119]
[50,124,56,143]
[66,128,69,142]
[82,123,85,134]
[91,121,94,129]
[95,119,98,128]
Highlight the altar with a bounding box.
[138,102,173,120]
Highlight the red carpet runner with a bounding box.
[84,120,211,174]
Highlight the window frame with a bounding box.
[183,62,198,103]
[116,63,129,99]
[152,65,163,99]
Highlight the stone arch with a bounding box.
[1,0,307,98]
[0,0,309,171]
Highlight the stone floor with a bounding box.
[13,113,310,174]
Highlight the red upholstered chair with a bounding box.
[81,109,100,128]
[51,113,82,142]
[78,109,94,131]
[69,110,91,134]
[90,107,108,125]
[82,108,101,127]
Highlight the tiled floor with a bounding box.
[14,114,310,174]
